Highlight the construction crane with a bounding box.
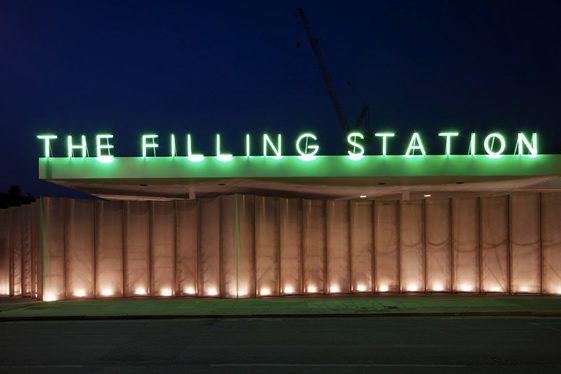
[295,8,370,137]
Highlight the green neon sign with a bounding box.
[37,131,541,161]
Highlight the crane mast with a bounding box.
[295,8,350,133]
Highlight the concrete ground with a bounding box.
[1,295,561,320]
[1,317,561,373]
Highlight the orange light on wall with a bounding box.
[378,284,389,292]
[100,288,114,297]
[355,284,368,292]
[134,287,147,296]
[160,288,173,297]
[283,285,295,294]
[259,287,271,296]
[183,286,196,295]
[73,289,87,298]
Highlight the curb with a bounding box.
[2,311,561,322]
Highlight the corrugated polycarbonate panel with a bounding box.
[255,196,278,297]
[481,196,509,293]
[326,200,350,294]
[199,197,221,296]
[302,199,325,294]
[151,201,175,296]
[279,198,302,295]
[542,193,561,295]
[510,193,540,294]
[350,201,373,293]
[425,199,451,292]
[452,198,479,293]
[66,199,95,298]
[236,195,255,298]
[400,201,425,292]
[21,204,32,297]
[0,210,9,295]
[10,208,22,296]
[220,195,237,297]
[96,200,124,297]
[176,200,198,296]
[42,198,66,301]
[374,201,399,292]
[124,201,150,296]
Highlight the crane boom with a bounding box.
[295,8,349,132]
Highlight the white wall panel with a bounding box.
[279,198,302,295]
[96,200,124,297]
[374,201,399,292]
[302,199,325,294]
[452,197,479,292]
[176,200,198,296]
[480,196,509,293]
[350,201,373,293]
[326,201,350,294]
[542,193,561,294]
[255,196,278,297]
[124,201,150,296]
[425,199,451,292]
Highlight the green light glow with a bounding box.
[170,134,176,157]
[263,134,282,159]
[295,133,319,161]
[404,132,426,157]
[142,134,158,157]
[216,134,233,162]
[516,132,538,157]
[187,134,204,162]
[469,133,476,156]
[37,134,57,158]
[95,134,114,162]
[347,132,365,160]
[374,132,395,156]
[484,133,506,158]
[67,135,87,158]
[438,132,459,155]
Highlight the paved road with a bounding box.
[1,317,561,373]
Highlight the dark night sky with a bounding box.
[1,0,560,197]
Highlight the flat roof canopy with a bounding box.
[39,155,561,200]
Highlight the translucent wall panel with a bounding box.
[9,208,22,296]
[96,200,123,297]
[0,209,9,295]
[220,195,237,297]
[176,200,198,296]
[480,196,509,293]
[255,196,279,297]
[124,201,150,296]
[374,201,399,292]
[279,198,302,295]
[66,200,95,298]
[20,205,32,297]
[30,202,41,298]
[236,195,256,298]
[510,193,540,293]
[452,197,479,292]
[302,199,325,294]
[400,201,425,292]
[41,198,66,301]
[151,201,175,296]
[326,201,350,294]
[425,199,451,292]
[199,197,221,296]
[542,193,561,294]
[350,201,373,293]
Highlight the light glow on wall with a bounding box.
[259,287,271,296]
[378,284,389,292]
[43,293,58,302]
[134,287,147,296]
[459,284,473,292]
[329,284,340,293]
[488,286,502,293]
[206,287,218,296]
[355,284,368,292]
[432,283,444,292]
[160,288,173,297]
[307,285,318,293]
[184,286,196,295]
[283,285,295,294]
[100,288,114,297]
[406,284,418,292]
[73,289,87,298]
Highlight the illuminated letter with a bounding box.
[216,134,233,162]
[187,134,204,162]
[295,133,319,161]
[37,134,57,158]
[516,132,538,157]
[96,134,114,162]
[67,135,87,158]
[404,132,426,157]
[170,134,176,157]
[484,133,506,158]
[468,133,476,156]
[438,132,459,156]
[347,132,365,160]
[263,134,282,159]
[142,134,158,157]
[245,134,251,158]
[374,132,395,156]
